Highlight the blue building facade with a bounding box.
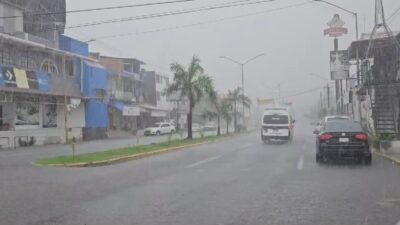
[82,61,109,140]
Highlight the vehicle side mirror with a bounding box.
[313,130,319,134]
[292,120,296,124]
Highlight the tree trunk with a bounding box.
[226,119,229,135]
[217,114,221,136]
[234,100,237,133]
[187,105,193,139]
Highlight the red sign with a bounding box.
[324,27,348,37]
[324,14,348,37]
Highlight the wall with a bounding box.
[59,35,89,57]
[0,2,23,33]
[142,71,157,106]
[82,61,108,140]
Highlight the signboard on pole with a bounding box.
[257,98,274,105]
[123,106,140,116]
[324,14,348,37]
[330,50,350,80]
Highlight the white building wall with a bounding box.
[0,101,85,149]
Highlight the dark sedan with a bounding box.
[316,120,371,165]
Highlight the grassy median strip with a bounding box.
[36,135,225,167]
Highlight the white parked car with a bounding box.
[203,122,217,131]
[144,123,176,136]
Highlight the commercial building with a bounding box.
[90,53,144,134]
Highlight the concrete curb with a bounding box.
[374,151,400,166]
[35,133,248,168]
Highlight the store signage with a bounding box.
[257,99,274,105]
[0,66,49,91]
[330,50,350,80]
[123,106,140,116]
[324,14,348,37]
[151,111,167,117]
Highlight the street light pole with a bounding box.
[220,53,265,128]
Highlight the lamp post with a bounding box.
[220,53,265,126]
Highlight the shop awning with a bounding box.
[109,101,140,116]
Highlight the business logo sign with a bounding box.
[0,66,49,91]
[123,106,140,116]
[324,14,348,37]
[330,50,350,80]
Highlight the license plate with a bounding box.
[339,138,349,143]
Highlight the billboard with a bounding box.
[330,50,350,80]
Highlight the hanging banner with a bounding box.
[26,71,39,90]
[330,50,350,80]
[14,68,29,89]
[0,66,49,91]
[3,67,16,87]
[37,72,49,91]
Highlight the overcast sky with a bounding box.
[65,0,400,113]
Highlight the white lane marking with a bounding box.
[185,155,222,169]
[297,155,304,171]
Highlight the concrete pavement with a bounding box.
[1,119,400,225]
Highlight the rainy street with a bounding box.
[1,118,400,225]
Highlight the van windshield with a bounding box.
[263,115,289,124]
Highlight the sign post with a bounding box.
[324,14,348,114]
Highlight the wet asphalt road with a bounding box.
[1,119,400,225]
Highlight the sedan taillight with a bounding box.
[354,133,368,141]
[319,134,333,141]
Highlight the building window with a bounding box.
[65,58,74,76]
[124,63,133,73]
[156,91,161,101]
[41,59,58,75]
[42,97,57,128]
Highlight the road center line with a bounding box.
[297,155,304,171]
[185,155,222,169]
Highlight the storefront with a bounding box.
[109,101,140,133]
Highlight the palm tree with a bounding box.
[220,99,233,135]
[227,87,251,132]
[166,56,215,139]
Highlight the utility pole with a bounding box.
[63,55,68,144]
[326,82,330,109]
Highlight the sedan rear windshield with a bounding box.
[324,121,362,132]
[263,115,289,124]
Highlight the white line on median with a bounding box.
[185,155,222,169]
[297,155,304,171]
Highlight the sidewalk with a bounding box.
[374,151,400,166]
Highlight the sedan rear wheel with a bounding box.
[156,131,161,136]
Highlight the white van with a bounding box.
[261,107,295,143]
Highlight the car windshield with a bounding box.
[263,115,289,124]
[324,121,363,132]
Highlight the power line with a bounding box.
[29,0,282,35]
[388,6,400,21]
[0,0,200,20]
[93,2,309,40]
[280,86,325,99]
